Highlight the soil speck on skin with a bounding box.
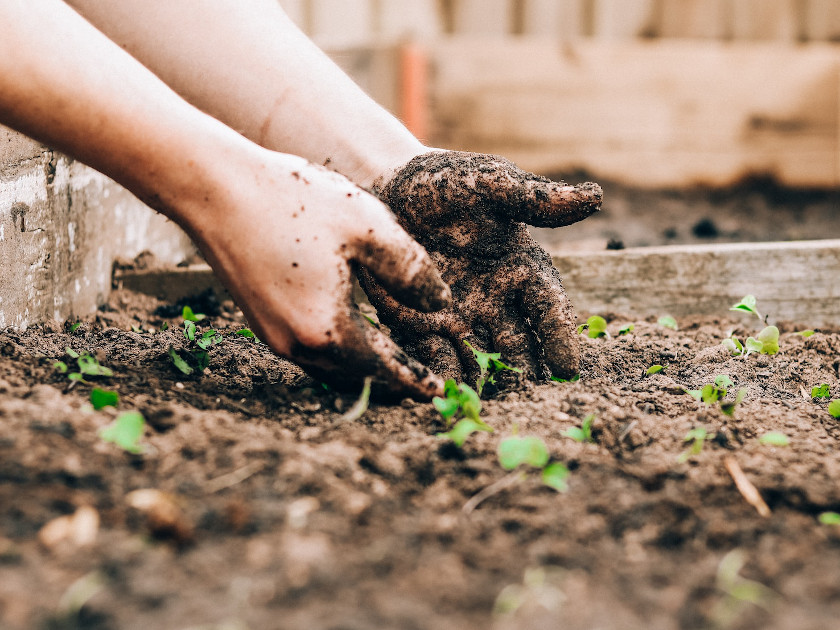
[1,290,840,629]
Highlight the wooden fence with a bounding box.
[279,0,840,46]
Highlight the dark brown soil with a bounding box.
[2,287,840,630]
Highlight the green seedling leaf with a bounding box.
[745,337,763,355]
[550,373,580,383]
[463,340,522,395]
[700,384,721,404]
[828,400,840,419]
[722,337,744,356]
[758,431,789,447]
[159,322,169,332]
[68,372,85,382]
[578,315,608,339]
[235,328,261,343]
[432,379,489,429]
[184,320,196,341]
[811,384,831,399]
[361,314,379,328]
[658,315,678,330]
[730,294,761,319]
[541,462,569,492]
[646,364,664,375]
[69,322,82,333]
[563,413,595,443]
[437,418,491,447]
[99,411,145,454]
[678,427,710,462]
[715,374,733,390]
[819,511,840,525]
[65,347,79,359]
[196,329,222,350]
[181,306,206,322]
[686,389,702,401]
[76,354,113,377]
[193,350,210,372]
[498,436,550,470]
[796,329,815,337]
[54,361,68,373]
[168,347,193,375]
[720,388,747,416]
[756,325,779,355]
[90,387,119,410]
[432,395,460,421]
[618,324,634,335]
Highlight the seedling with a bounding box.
[618,324,634,336]
[181,305,206,322]
[678,427,712,462]
[646,364,664,376]
[433,379,492,448]
[686,375,745,416]
[730,295,761,320]
[563,413,594,443]
[577,315,609,339]
[497,434,569,491]
[712,549,776,627]
[819,511,840,525]
[90,387,119,410]
[338,377,372,423]
[69,322,82,333]
[550,373,580,383]
[170,320,223,375]
[722,336,745,356]
[235,328,261,343]
[56,348,114,383]
[438,418,492,447]
[99,411,146,454]
[811,384,831,400]
[658,315,678,330]
[758,431,789,447]
[828,400,840,419]
[463,340,522,396]
[796,329,815,337]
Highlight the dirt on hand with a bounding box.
[362,150,602,386]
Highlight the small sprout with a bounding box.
[235,328,260,343]
[678,427,711,462]
[811,384,831,400]
[76,355,113,377]
[730,295,761,319]
[65,347,80,359]
[658,315,678,330]
[646,364,664,376]
[68,373,85,382]
[168,347,194,375]
[90,387,119,410]
[498,436,550,470]
[159,322,170,332]
[563,413,594,443]
[550,373,580,383]
[828,400,840,418]
[99,411,146,454]
[437,418,491,447]
[715,374,734,390]
[181,305,206,322]
[758,431,789,447]
[339,377,372,423]
[464,340,522,395]
[54,361,68,373]
[361,314,379,328]
[713,549,776,626]
[69,322,82,333]
[744,337,764,355]
[722,336,744,356]
[756,325,779,355]
[196,329,222,350]
[184,320,196,341]
[720,388,747,416]
[541,462,569,492]
[432,379,489,431]
[577,315,609,339]
[796,329,815,337]
[819,512,840,525]
[618,324,635,336]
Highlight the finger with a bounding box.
[291,309,444,400]
[521,269,580,380]
[352,214,451,313]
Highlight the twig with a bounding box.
[724,457,770,518]
[206,461,265,493]
[462,471,525,515]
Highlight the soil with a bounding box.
[3,286,840,630]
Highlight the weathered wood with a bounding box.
[429,39,840,188]
[553,239,840,325]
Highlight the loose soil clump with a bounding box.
[2,289,840,629]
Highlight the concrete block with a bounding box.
[0,127,193,329]
[452,0,512,35]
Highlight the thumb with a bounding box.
[352,214,451,313]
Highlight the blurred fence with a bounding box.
[279,0,840,45]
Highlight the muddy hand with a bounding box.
[360,150,602,384]
[184,154,451,400]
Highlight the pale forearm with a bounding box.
[65,0,425,188]
[0,0,249,223]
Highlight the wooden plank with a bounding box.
[429,39,840,188]
[553,239,840,325]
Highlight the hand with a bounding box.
[360,151,601,386]
[183,151,451,399]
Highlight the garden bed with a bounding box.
[2,287,840,630]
